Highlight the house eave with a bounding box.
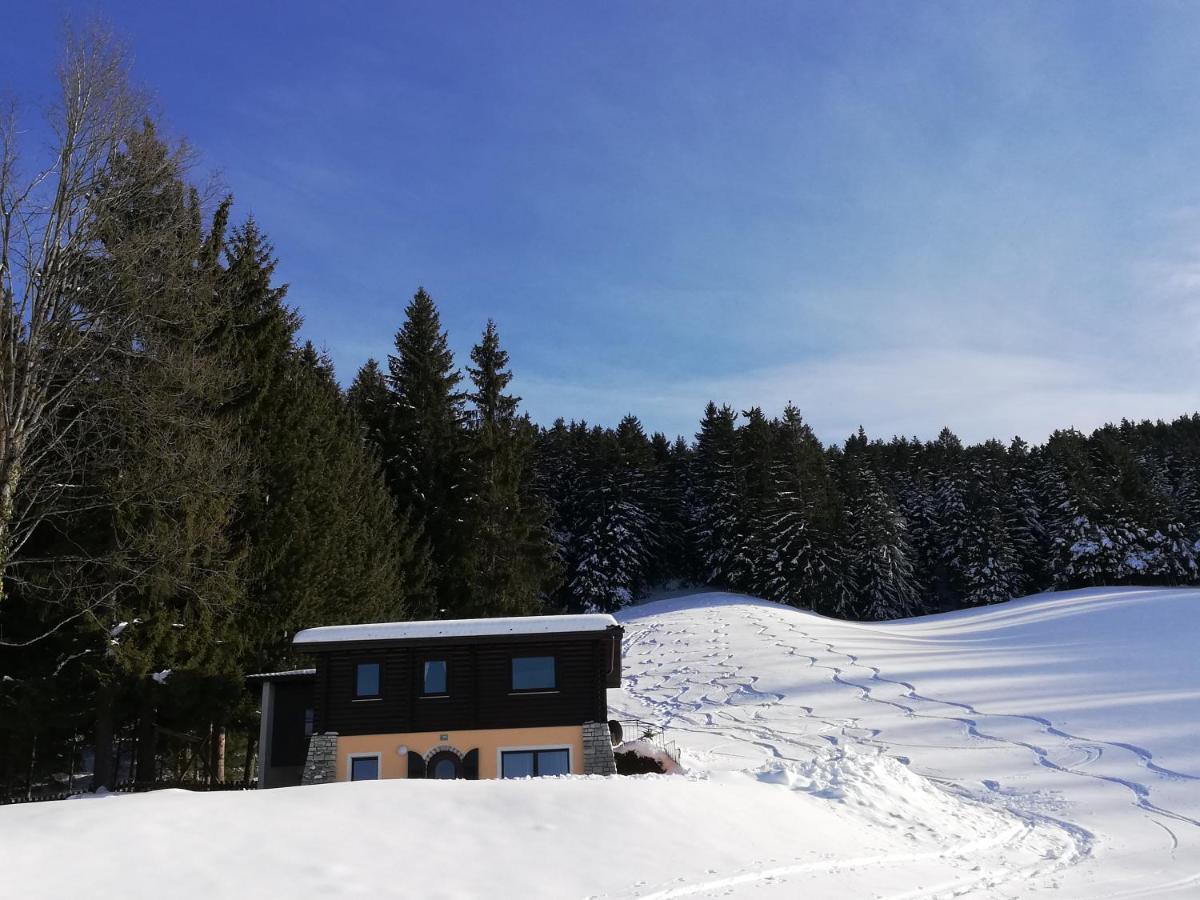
[293,626,623,655]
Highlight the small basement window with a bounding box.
[355,662,381,699]
[423,659,447,695]
[511,656,555,691]
[501,748,570,778]
[350,755,380,781]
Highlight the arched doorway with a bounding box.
[426,750,462,780]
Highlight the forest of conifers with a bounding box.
[2,28,1198,798]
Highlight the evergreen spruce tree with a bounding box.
[645,432,691,585]
[929,432,970,604]
[461,321,558,616]
[385,288,470,616]
[956,452,1026,605]
[760,406,851,613]
[70,123,245,788]
[1142,523,1198,583]
[534,418,579,584]
[1042,429,1128,587]
[347,358,393,451]
[219,228,429,674]
[843,463,922,620]
[560,422,659,612]
[569,494,654,612]
[690,403,742,585]
[896,470,940,605]
[725,407,775,593]
[1007,438,1050,591]
[295,344,431,625]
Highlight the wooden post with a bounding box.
[214,725,226,784]
[24,734,37,801]
[241,731,257,787]
[92,684,116,792]
[115,732,129,787]
[205,724,214,787]
[135,679,157,787]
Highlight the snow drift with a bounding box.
[2,586,1198,898]
[2,757,1046,900]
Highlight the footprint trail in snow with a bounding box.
[611,589,1200,899]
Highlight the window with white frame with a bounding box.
[500,748,570,778]
[350,755,380,781]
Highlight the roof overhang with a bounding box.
[292,613,622,651]
[244,668,316,684]
[293,624,624,654]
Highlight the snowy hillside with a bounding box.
[4,587,1199,898]
[613,587,1200,897]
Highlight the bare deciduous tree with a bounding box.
[0,24,148,623]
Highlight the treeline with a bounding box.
[4,28,1200,800]
[538,409,1200,621]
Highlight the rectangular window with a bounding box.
[423,659,447,695]
[502,751,534,778]
[501,748,570,778]
[355,662,380,699]
[303,708,315,737]
[511,656,555,691]
[536,749,570,776]
[350,756,379,781]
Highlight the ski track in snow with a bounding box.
[628,825,1032,900]
[614,599,1200,898]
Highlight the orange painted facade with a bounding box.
[336,725,585,780]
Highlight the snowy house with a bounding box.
[250,614,624,787]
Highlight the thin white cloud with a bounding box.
[515,347,1198,445]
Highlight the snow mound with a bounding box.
[0,769,1047,900]
[755,749,1009,838]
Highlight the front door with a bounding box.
[427,750,463,779]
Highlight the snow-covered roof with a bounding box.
[293,614,620,646]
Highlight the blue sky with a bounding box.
[6,3,1199,443]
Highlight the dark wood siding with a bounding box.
[410,645,476,731]
[475,639,604,729]
[310,631,617,737]
[319,647,413,736]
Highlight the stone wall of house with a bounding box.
[301,732,339,785]
[582,721,616,776]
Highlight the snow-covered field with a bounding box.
[4,587,1198,898]
[615,587,1200,897]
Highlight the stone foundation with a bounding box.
[582,721,617,776]
[301,732,339,785]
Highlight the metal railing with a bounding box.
[610,717,680,768]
